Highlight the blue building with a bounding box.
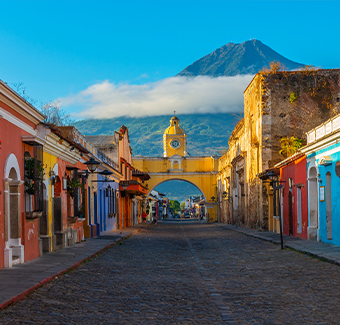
[303,114,340,245]
[85,135,121,235]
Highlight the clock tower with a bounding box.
[163,114,187,158]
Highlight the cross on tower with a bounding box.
[174,110,176,116]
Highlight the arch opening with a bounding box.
[308,166,318,239]
[146,179,206,220]
[4,153,24,267]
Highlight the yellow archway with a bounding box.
[132,115,219,221]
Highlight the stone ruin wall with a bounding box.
[262,69,340,168]
[219,69,340,230]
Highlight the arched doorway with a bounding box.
[3,153,24,267]
[53,175,63,249]
[146,179,206,221]
[308,166,318,239]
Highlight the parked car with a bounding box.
[183,210,191,218]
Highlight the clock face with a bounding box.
[170,139,181,149]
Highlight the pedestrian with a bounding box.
[142,212,147,225]
[153,217,157,226]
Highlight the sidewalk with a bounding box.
[220,224,340,266]
[0,223,147,310]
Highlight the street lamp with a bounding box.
[265,170,284,250]
[120,181,129,191]
[84,157,100,173]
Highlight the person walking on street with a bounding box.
[142,212,147,225]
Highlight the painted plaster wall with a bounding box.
[311,144,340,245]
[95,173,119,233]
[0,114,41,266]
[133,155,218,221]
[0,99,37,130]
[43,152,57,241]
[280,157,308,239]
[24,220,40,261]
[133,156,217,173]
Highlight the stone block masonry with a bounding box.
[218,69,340,230]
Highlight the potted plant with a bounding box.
[77,204,85,219]
[67,178,84,198]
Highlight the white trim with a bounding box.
[315,147,340,160]
[4,153,21,180]
[22,135,46,146]
[307,160,320,241]
[0,106,37,136]
[43,132,81,165]
[0,82,45,123]
[52,163,59,176]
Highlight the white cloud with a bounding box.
[60,75,254,119]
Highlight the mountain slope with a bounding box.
[178,39,305,77]
[74,113,241,157]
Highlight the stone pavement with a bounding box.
[220,224,340,266]
[0,223,147,310]
[2,223,340,324]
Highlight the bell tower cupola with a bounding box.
[163,113,187,157]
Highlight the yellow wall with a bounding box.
[43,151,57,246]
[133,156,219,221]
[164,135,186,157]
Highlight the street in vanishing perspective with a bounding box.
[1,223,340,324]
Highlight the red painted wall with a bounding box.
[280,157,308,239]
[0,105,40,268]
[23,218,40,262]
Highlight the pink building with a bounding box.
[0,80,45,268]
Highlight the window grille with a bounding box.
[24,144,44,214]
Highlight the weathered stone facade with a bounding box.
[218,69,340,230]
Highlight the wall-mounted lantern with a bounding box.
[84,157,100,173]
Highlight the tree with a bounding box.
[279,136,305,158]
[169,200,181,213]
[10,81,74,127]
[180,202,186,211]
[11,82,37,105]
[260,61,286,74]
[40,101,74,126]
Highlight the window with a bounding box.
[24,144,44,215]
[107,188,115,216]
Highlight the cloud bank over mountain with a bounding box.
[60,75,253,119]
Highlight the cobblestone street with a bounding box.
[1,223,340,324]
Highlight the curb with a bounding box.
[0,227,143,310]
[223,225,340,267]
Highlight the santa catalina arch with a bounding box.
[132,115,219,221]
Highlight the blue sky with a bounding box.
[1,0,339,118]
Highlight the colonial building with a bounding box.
[84,135,121,233]
[218,69,340,230]
[0,80,45,268]
[274,152,308,239]
[133,115,219,221]
[302,113,340,244]
[39,124,89,253]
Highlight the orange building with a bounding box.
[0,80,45,268]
